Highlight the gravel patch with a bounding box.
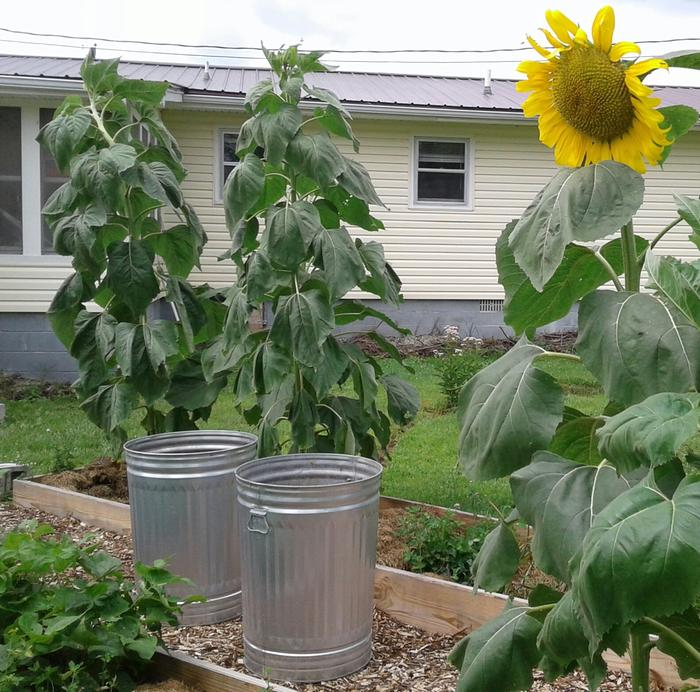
[0,502,667,691]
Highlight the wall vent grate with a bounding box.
[479,299,504,313]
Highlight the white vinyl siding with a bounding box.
[2,104,700,311]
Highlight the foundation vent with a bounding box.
[479,299,504,313]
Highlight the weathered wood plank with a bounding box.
[152,650,295,692]
[13,479,131,533]
[379,495,495,527]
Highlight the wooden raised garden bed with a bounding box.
[11,475,693,690]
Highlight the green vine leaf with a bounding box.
[577,290,700,406]
[509,163,644,290]
[597,392,700,473]
[511,452,635,582]
[458,341,564,480]
[572,476,700,650]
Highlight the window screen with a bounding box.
[0,106,22,254]
[40,108,69,253]
[415,140,468,204]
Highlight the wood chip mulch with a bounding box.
[0,502,666,691]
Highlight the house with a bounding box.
[1,54,699,381]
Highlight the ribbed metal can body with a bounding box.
[124,430,257,625]
[235,453,383,682]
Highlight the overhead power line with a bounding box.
[0,25,699,56]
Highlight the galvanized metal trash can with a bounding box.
[235,453,383,682]
[124,430,257,625]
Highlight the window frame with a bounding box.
[214,128,240,205]
[0,100,71,266]
[410,136,474,210]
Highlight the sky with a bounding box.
[2,0,700,85]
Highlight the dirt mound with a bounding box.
[42,458,129,503]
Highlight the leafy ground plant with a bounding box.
[40,55,224,446]
[0,521,190,691]
[435,351,498,409]
[397,508,490,584]
[208,46,419,457]
[450,7,700,692]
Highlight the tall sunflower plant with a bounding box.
[451,7,700,692]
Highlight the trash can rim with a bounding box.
[235,453,383,490]
[123,429,258,458]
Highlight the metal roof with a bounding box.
[1,53,700,113]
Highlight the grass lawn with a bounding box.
[0,353,605,515]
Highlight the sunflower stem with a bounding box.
[621,221,641,292]
[630,628,652,692]
[593,250,624,291]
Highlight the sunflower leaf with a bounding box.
[658,105,699,165]
[509,163,644,290]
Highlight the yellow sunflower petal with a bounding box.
[540,28,565,49]
[609,41,641,61]
[592,5,615,54]
[545,9,579,44]
[527,35,555,59]
[626,58,668,77]
[573,27,590,46]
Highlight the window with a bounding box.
[413,138,470,206]
[40,108,69,253]
[0,106,23,254]
[216,131,240,201]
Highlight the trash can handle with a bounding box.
[247,508,270,535]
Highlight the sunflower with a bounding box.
[517,6,670,173]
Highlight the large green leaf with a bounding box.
[577,290,700,406]
[537,592,609,690]
[509,163,644,290]
[324,186,385,232]
[223,153,264,228]
[675,194,700,235]
[449,603,542,692]
[48,272,88,348]
[342,343,378,411]
[71,144,136,208]
[337,158,383,207]
[36,108,92,171]
[286,132,346,187]
[646,252,700,330]
[148,225,199,277]
[498,220,645,333]
[114,321,177,403]
[256,104,302,165]
[81,382,138,433]
[651,609,700,680]
[263,201,322,268]
[166,357,227,410]
[666,52,700,70]
[270,281,334,367]
[511,453,635,582]
[314,225,365,299]
[222,286,250,351]
[471,522,521,593]
[105,240,159,316]
[548,416,604,465]
[381,374,420,426]
[164,276,207,351]
[658,106,699,164]
[458,341,564,480]
[334,300,408,334]
[597,392,700,473]
[572,476,700,647]
[357,240,402,306]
